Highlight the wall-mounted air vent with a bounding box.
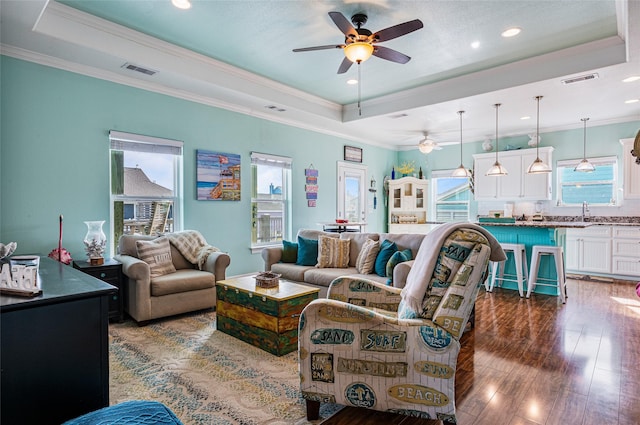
[561,73,599,85]
[121,63,157,76]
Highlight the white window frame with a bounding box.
[556,156,618,206]
[250,152,292,252]
[109,131,183,255]
[430,169,471,222]
[336,161,368,224]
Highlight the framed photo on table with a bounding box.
[344,146,362,163]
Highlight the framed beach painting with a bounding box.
[196,150,241,201]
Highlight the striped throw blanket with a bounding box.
[165,230,220,270]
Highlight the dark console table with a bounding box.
[1,257,116,425]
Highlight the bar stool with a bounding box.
[527,245,566,303]
[487,243,528,297]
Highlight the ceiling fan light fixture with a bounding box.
[418,141,435,154]
[171,0,191,10]
[344,42,374,63]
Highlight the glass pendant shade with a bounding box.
[575,158,596,172]
[486,103,508,176]
[344,42,374,63]
[486,161,509,176]
[527,157,552,173]
[527,95,552,174]
[452,110,471,177]
[575,118,595,172]
[452,164,471,177]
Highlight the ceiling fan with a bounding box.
[293,11,423,74]
[417,133,443,153]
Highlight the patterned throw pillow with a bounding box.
[317,236,350,268]
[281,240,298,263]
[355,238,380,274]
[136,237,176,278]
[374,239,398,277]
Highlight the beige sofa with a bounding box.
[262,229,427,297]
[115,233,231,324]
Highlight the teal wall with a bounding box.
[0,56,394,275]
[1,55,637,275]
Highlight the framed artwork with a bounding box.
[196,150,241,201]
[344,146,362,163]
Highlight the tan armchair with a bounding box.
[115,231,230,324]
[298,223,505,424]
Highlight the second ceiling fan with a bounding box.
[293,11,423,74]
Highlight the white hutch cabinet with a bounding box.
[388,177,430,233]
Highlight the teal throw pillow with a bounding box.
[374,239,398,277]
[281,240,298,263]
[296,236,318,266]
[386,249,413,284]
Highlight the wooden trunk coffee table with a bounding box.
[216,276,319,356]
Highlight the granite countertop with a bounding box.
[477,216,640,228]
[476,221,596,228]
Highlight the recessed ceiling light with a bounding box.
[520,116,531,120]
[624,99,639,104]
[471,41,480,49]
[501,27,521,38]
[347,79,358,85]
[171,0,191,10]
[623,76,640,83]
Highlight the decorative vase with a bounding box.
[84,220,106,265]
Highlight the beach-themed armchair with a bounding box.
[298,222,505,424]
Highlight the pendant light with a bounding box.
[527,95,552,174]
[575,118,595,172]
[452,110,471,177]
[485,103,508,176]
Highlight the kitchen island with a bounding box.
[478,221,593,296]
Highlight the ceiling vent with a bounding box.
[389,113,409,119]
[122,63,157,76]
[265,105,286,112]
[561,73,599,85]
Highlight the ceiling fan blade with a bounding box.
[372,46,411,64]
[337,57,353,74]
[328,11,358,38]
[293,44,345,52]
[372,19,423,43]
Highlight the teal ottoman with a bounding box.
[63,400,183,424]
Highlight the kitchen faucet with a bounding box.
[582,201,590,221]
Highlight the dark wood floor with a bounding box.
[321,277,640,425]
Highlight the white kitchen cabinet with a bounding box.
[566,226,612,275]
[388,177,429,233]
[621,138,640,199]
[473,147,553,201]
[611,226,640,277]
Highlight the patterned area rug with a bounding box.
[109,311,341,424]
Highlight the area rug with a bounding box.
[109,310,341,425]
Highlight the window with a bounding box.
[251,152,292,250]
[557,156,618,205]
[337,162,367,223]
[109,131,183,253]
[430,170,471,222]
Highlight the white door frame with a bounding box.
[337,161,368,223]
